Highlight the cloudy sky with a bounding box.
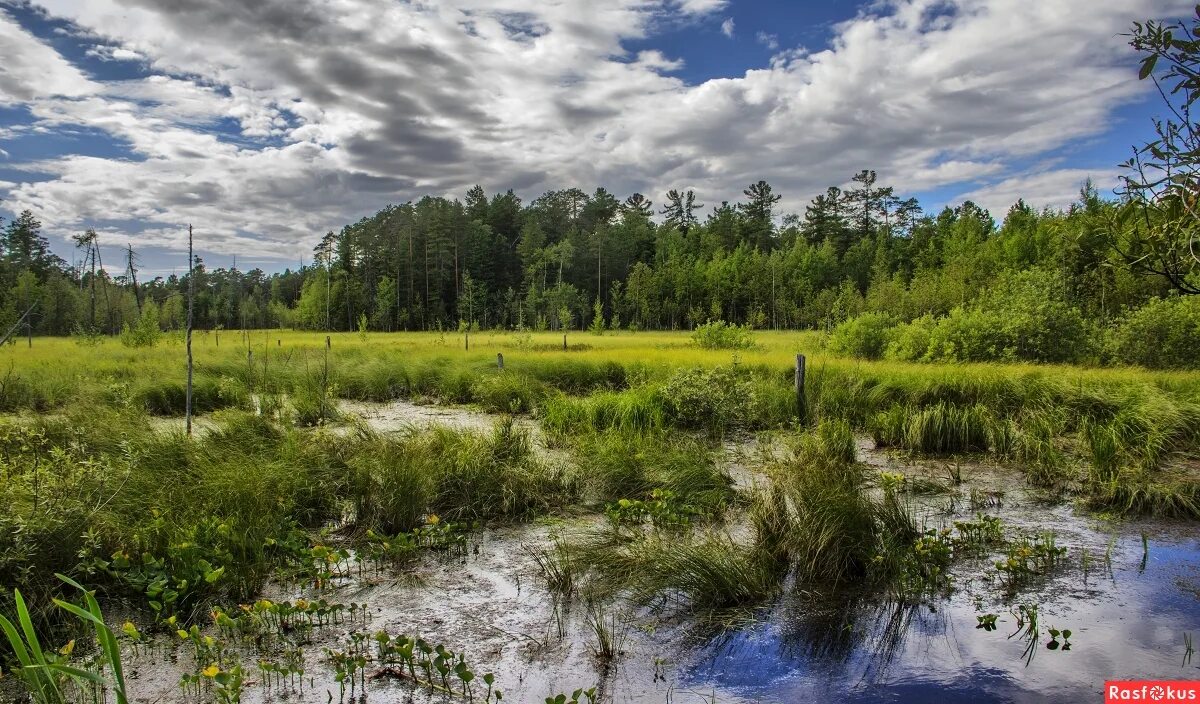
[0,0,1190,275]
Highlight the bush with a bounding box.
[135,377,246,416]
[1108,296,1200,369]
[827,312,900,360]
[884,268,1094,364]
[885,314,937,361]
[569,431,730,509]
[120,306,162,348]
[691,320,755,350]
[661,366,750,434]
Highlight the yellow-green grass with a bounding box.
[2,329,1198,409]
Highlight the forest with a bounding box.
[1,166,1197,368]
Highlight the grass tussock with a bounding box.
[348,417,563,534]
[566,430,732,512]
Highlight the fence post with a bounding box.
[326,335,331,350]
[465,331,469,351]
[563,334,567,351]
[795,354,807,424]
[497,353,504,370]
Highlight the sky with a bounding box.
[0,0,1191,276]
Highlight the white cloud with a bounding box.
[721,17,735,38]
[956,168,1121,215]
[0,0,1189,263]
[675,0,728,15]
[756,31,779,50]
[86,44,144,61]
[0,9,96,103]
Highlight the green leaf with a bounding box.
[1140,55,1159,80]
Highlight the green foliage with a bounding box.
[588,296,606,335]
[348,419,562,534]
[882,268,1095,364]
[0,575,128,704]
[119,305,162,348]
[568,431,731,511]
[691,320,755,349]
[661,366,750,434]
[871,402,992,454]
[827,312,899,359]
[1108,296,1200,369]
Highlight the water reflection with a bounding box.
[682,534,1200,703]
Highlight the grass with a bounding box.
[574,529,782,610]
[565,430,732,510]
[0,328,1197,690]
[0,404,564,639]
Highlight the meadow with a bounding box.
[0,328,1198,703]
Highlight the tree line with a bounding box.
[0,166,1191,342]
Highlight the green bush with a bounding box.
[885,268,1094,364]
[1108,296,1200,369]
[135,377,246,416]
[661,366,750,434]
[691,320,755,350]
[827,312,900,360]
[885,314,937,361]
[119,306,162,348]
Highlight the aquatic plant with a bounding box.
[585,600,626,665]
[531,535,576,597]
[0,575,129,704]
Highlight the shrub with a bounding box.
[870,402,992,454]
[120,306,162,348]
[884,268,1094,364]
[827,312,900,360]
[661,366,750,434]
[1108,296,1200,369]
[540,386,665,435]
[691,320,755,350]
[885,314,938,361]
[135,377,246,416]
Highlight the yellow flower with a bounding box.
[59,639,75,656]
[427,514,440,526]
[201,665,219,678]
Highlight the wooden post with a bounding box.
[563,334,567,351]
[497,353,504,370]
[465,332,469,351]
[277,339,281,347]
[215,331,219,347]
[795,354,807,423]
[186,224,194,438]
[26,321,31,348]
[322,336,331,422]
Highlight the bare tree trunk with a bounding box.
[127,244,143,313]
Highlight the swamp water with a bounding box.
[122,402,1198,703]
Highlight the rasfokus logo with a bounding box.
[1106,681,1200,702]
